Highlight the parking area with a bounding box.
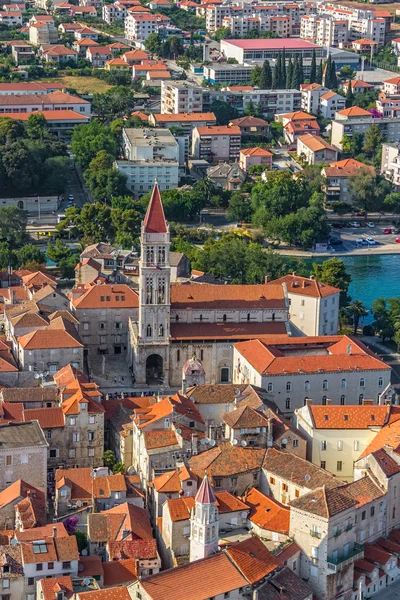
[329,221,400,253]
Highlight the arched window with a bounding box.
[158,246,165,265]
[341,378,347,389]
[378,377,383,387]
[267,382,273,393]
[322,380,328,390]
[17,200,24,210]
[146,324,152,337]
[199,314,203,322]
[272,313,275,321]
[286,382,291,392]
[175,315,179,322]
[157,278,165,304]
[322,396,327,405]
[360,378,365,388]
[145,277,153,304]
[223,314,227,322]
[158,324,164,337]
[305,381,310,391]
[340,395,346,405]
[247,313,250,321]
[359,394,364,405]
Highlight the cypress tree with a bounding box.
[298,55,304,86]
[286,58,293,89]
[310,48,316,84]
[293,57,301,89]
[330,59,338,89]
[272,61,278,89]
[345,80,354,108]
[260,60,272,89]
[276,53,282,88]
[316,61,323,84]
[291,56,297,89]
[281,48,286,88]
[325,54,332,88]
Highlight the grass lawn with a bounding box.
[57,75,112,94]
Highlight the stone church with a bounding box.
[127,181,290,388]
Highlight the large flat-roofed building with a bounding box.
[221,38,325,65]
[161,80,203,114]
[203,63,254,85]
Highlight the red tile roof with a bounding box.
[79,588,131,600]
[39,576,74,600]
[170,283,285,310]
[246,487,289,534]
[323,158,375,178]
[189,443,266,479]
[267,274,339,298]
[290,486,356,518]
[359,419,400,459]
[102,559,138,586]
[72,283,138,309]
[107,539,158,561]
[196,125,241,136]
[143,181,167,234]
[23,407,65,428]
[18,329,83,350]
[225,537,281,584]
[309,405,396,429]
[338,475,385,508]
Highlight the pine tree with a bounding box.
[330,60,338,89]
[298,55,304,86]
[316,61,323,84]
[345,80,354,108]
[260,60,272,89]
[281,48,286,88]
[310,49,316,84]
[286,58,293,89]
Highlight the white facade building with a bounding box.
[124,12,157,41]
[161,80,203,114]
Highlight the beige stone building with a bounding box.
[297,134,338,165]
[149,464,199,519]
[0,421,48,494]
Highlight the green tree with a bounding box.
[210,100,238,125]
[144,32,162,53]
[347,299,368,334]
[325,54,332,88]
[0,207,27,249]
[293,56,301,89]
[84,150,127,202]
[260,60,272,89]
[113,462,125,474]
[362,123,383,158]
[311,257,351,307]
[348,167,377,214]
[26,113,48,140]
[251,65,262,87]
[103,450,116,469]
[384,192,400,213]
[71,121,117,169]
[310,49,316,84]
[75,531,88,554]
[345,80,354,108]
[214,26,231,41]
[316,60,323,85]
[227,193,253,222]
[15,244,45,268]
[286,58,293,89]
[371,298,394,342]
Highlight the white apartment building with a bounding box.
[209,88,302,114]
[116,128,179,196]
[301,15,348,47]
[320,91,346,119]
[0,10,22,25]
[102,0,128,22]
[381,142,400,189]
[233,335,390,416]
[301,83,329,114]
[161,80,203,114]
[331,115,400,150]
[316,2,386,44]
[266,274,340,336]
[383,76,400,96]
[125,12,157,41]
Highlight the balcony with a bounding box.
[310,530,321,539]
[327,544,364,573]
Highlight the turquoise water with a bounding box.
[308,254,400,323]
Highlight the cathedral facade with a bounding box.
[128,182,291,388]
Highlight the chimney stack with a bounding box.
[264,275,270,284]
[362,399,374,406]
[53,526,57,538]
[182,378,187,396]
[306,398,312,406]
[326,398,331,405]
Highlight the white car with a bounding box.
[367,222,375,228]
[366,237,376,245]
[349,221,361,228]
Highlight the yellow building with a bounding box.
[295,400,399,481]
[105,57,131,71]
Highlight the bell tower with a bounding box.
[190,474,219,562]
[133,181,171,386]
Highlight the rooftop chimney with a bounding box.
[326,398,332,405]
[53,526,57,538]
[362,399,374,406]
[306,398,312,406]
[264,275,270,283]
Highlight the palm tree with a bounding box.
[347,300,368,335]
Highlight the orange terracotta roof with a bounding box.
[240,146,272,157]
[323,158,375,178]
[72,283,138,309]
[79,588,131,600]
[234,335,389,376]
[18,329,83,350]
[282,110,317,121]
[189,443,265,479]
[39,576,74,600]
[224,537,281,584]
[222,405,269,429]
[338,475,385,508]
[107,539,158,561]
[171,283,285,309]
[359,418,400,459]
[267,274,339,297]
[309,405,396,429]
[102,559,138,586]
[0,479,44,509]
[290,485,356,518]
[196,125,240,136]
[143,428,179,450]
[23,407,65,428]
[153,465,198,493]
[337,106,371,117]
[353,38,378,45]
[152,112,216,123]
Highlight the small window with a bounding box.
[62,561,71,570]
[222,314,227,322]
[359,394,364,405]
[378,377,383,387]
[322,396,327,405]
[354,440,359,451]
[337,440,343,451]
[48,562,54,570]
[267,382,273,392]
[321,440,327,450]
[360,378,365,388]
[285,398,291,409]
[286,381,291,392]
[305,381,310,391]
[269,477,275,485]
[337,461,342,471]
[340,395,346,405]
[293,439,298,448]
[322,379,328,390]
[177,349,180,362]
[36,564,43,572]
[321,461,326,469]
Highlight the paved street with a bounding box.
[374,578,400,599]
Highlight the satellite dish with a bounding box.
[83,578,91,586]
[127,466,136,475]
[233,439,238,446]
[176,429,182,435]
[10,538,18,546]
[267,440,273,447]
[282,438,288,445]
[305,474,311,482]
[241,440,247,447]
[90,469,97,479]
[33,373,40,380]
[241,511,248,519]
[209,440,216,447]
[76,500,82,507]
[204,438,210,444]
[200,439,207,445]
[81,549,88,556]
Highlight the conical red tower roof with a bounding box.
[195,474,216,504]
[143,180,167,234]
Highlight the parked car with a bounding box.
[396,237,400,243]
[329,237,343,245]
[366,237,376,245]
[367,222,375,228]
[350,221,361,228]
[383,228,393,234]
[68,194,74,202]
[355,238,365,245]
[355,211,366,217]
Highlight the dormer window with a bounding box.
[33,542,47,554]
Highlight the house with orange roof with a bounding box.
[296,400,400,481]
[192,125,241,162]
[105,57,131,71]
[384,76,400,97]
[266,273,340,337]
[341,79,374,95]
[160,488,249,568]
[321,158,376,204]
[352,38,379,52]
[319,90,345,119]
[124,11,157,41]
[246,487,290,542]
[300,83,329,114]
[72,37,99,57]
[74,26,98,41]
[148,112,217,140]
[233,335,390,416]
[122,48,149,65]
[70,283,138,358]
[239,146,272,171]
[331,107,400,150]
[40,44,78,65]
[297,133,338,165]
[150,465,200,518]
[0,479,45,530]
[229,115,269,136]
[86,45,112,67]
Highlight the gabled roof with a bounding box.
[189,443,266,479]
[337,106,371,117]
[88,503,153,542]
[102,558,138,586]
[297,134,337,154]
[18,328,83,350]
[39,576,74,600]
[152,464,199,493]
[107,539,158,561]
[230,115,269,127]
[170,283,285,309]
[221,404,269,429]
[0,479,44,510]
[143,181,167,234]
[308,405,397,430]
[339,475,385,508]
[246,487,290,534]
[240,146,272,157]
[290,485,356,518]
[224,537,281,584]
[72,283,138,309]
[323,158,375,178]
[15,493,47,529]
[263,447,340,490]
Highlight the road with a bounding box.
[273,149,301,172]
[329,223,400,254]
